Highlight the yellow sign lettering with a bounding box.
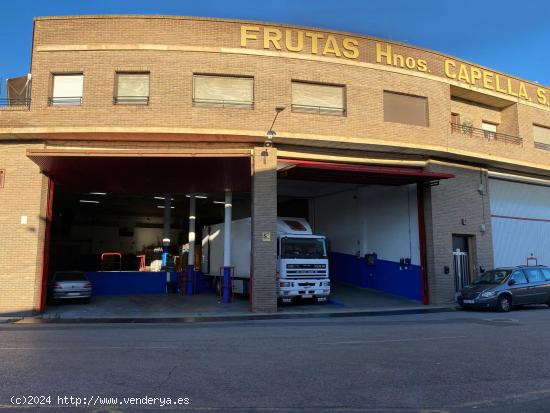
[483,71,494,90]
[471,67,482,86]
[537,88,548,105]
[342,38,359,59]
[506,78,518,97]
[240,26,260,47]
[457,65,470,83]
[519,83,529,100]
[305,32,324,54]
[285,29,304,52]
[376,43,392,65]
[264,28,282,50]
[495,74,506,93]
[444,60,456,79]
[417,59,428,72]
[322,35,342,57]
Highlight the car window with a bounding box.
[524,268,545,283]
[510,271,528,285]
[493,271,509,283]
[541,268,550,281]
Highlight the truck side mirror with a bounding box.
[508,279,516,286]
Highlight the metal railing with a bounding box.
[291,104,346,116]
[48,96,83,106]
[0,98,31,108]
[192,98,253,109]
[113,96,149,105]
[450,122,522,145]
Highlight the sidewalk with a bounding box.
[15,303,457,324]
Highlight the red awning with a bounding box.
[27,150,251,194]
[277,159,454,185]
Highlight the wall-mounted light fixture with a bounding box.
[265,106,286,148]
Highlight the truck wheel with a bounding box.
[497,295,512,312]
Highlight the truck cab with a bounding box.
[276,218,330,303]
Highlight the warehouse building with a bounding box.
[2,15,550,315]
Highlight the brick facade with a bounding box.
[1,16,550,313]
[423,162,494,304]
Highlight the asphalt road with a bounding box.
[2,307,550,412]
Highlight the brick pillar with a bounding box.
[251,146,278,312]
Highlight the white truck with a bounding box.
[201,217,330,303]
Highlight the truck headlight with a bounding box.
[279,282,291,288]
[481,291,496,298]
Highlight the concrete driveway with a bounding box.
[43,283,432,320]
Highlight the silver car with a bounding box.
[457,266,550,312]
[49,271,92,302]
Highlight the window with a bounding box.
[383,91,428,126]
[482,121,497,140]
[534,124,550,151]
[50,74,83,105]
[541,268,550,281]
[193,75,253,108]
[291,81,345,115]
[115,72,150,104]
[524,268,545,283]
[510,271,527,285]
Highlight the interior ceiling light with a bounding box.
[89,192,107,195]
[79,200,100,204]
[186,194,208,199]
[213,201,225,204]
[157,206,175,209]
[154,196,174,200]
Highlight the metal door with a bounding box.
[453,249,470,292]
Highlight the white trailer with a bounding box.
[201,217,330,302]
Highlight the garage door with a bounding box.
[490,177,550,267]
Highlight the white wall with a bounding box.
[490,178,550,267]
[313,184,420,265]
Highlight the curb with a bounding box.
[14,306,457,324]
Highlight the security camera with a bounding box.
[264,139,273,148]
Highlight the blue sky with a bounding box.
[2,0,550,92]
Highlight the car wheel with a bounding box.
[497,295,512,312]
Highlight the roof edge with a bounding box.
[31,14,548,91]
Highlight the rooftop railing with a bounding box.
[450,122,522,145]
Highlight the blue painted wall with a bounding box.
[86,271,170,295]
[85,271,214,296]
[330,252,422,301]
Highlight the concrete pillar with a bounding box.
[188,195,196,266]
[222,191,233,303]
[223,191,232,267]
[251,147,278,312]
[163,193,171,241]
[186,195,196,295]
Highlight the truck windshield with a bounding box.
[281,237,327,259]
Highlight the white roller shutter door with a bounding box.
[490,177,550,267]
